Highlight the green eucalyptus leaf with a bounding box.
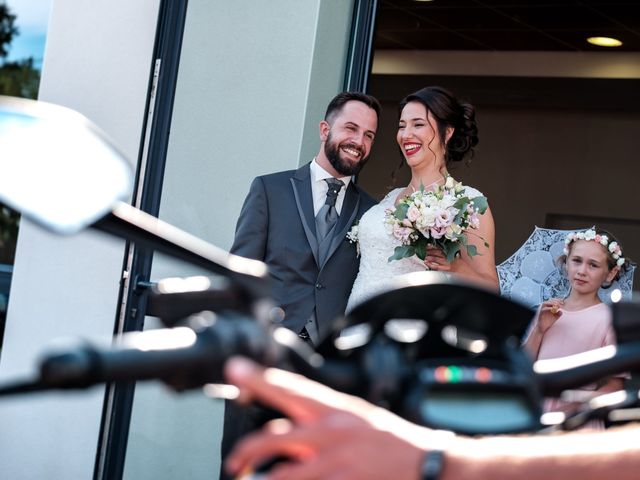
[471,196,488,214]
[389,245,415,262]
[393,202,409,220]
[415,241,427,260]
[466,244,479,257]
[444,243,461,263]
[453,197,469,210]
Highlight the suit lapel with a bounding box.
[290,165,319,265]
[320,182,360,269]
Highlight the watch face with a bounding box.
[420,390,538,434]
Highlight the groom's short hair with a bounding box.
[324,92,381,124]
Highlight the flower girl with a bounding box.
[524,228,632,422]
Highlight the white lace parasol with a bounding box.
[498,226,636,308]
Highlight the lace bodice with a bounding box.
[346,188,425,312]
[346,184,484,312]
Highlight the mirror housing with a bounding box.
[0,95,132,234]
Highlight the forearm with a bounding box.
[461,205,498,291]
[225,358,640,480]
[522,328,543,358]
[597,377,624,393]
[442,427,640,480]
[474,268,499,291]
[451,261,499,291]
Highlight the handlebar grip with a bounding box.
[536,343,640,396]
[38,316,276,391]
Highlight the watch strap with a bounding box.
[421,449,444,480]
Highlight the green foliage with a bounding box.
[0,2,38,264]
[392,202,409,220]
[443,242,461,263]
[0,57,40,98]
[0,2,18,59]
[471,196,488,214]
[414,241,427,261]
[0,203,19,264]
[389,245,415,262]
[0,2,39,99]
[386,182,491,266]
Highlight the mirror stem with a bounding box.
[91,202,271,300]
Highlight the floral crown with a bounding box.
[563,228,625,267]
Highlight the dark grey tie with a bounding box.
[304,178,344,344]
[316,178,344,242]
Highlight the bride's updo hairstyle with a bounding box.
[399,86,479,166]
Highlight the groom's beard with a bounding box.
[325,131,369,176]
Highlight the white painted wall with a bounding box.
[0,1,160,478]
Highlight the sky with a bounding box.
[3,0,54,68]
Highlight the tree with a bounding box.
[0,2,39,99]
[0,2,38,265]
[0,57,39,98]
[0,1,18,59]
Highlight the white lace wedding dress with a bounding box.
[346,188,425,312]
[346,185,483,313]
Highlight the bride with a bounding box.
[346,86,499,312]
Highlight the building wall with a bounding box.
[0,1,161,478]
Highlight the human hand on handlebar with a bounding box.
[223,356,453,480]
[224,356,640,480]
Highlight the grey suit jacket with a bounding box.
[231,163,376,340]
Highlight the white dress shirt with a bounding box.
[309,159,352,216]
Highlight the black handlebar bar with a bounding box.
[2,297,640,436]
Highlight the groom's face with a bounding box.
[322,101,378,176]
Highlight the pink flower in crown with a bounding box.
[609,241,622,257]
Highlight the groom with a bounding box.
[230,91,380,344]
[220,92,380,477]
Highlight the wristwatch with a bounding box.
[421,449,445,480]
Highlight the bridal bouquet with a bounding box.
[384,176,489,263]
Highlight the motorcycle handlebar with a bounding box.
[536,343,640,396]
[31,315,282,392]
[2,310,640,435]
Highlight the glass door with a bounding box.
[97,1,378,479]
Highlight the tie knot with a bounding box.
[324,178,344,206]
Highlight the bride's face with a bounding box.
[397,101,446,170]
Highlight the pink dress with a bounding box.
[529,303,617,424]
[536,303,614,361]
